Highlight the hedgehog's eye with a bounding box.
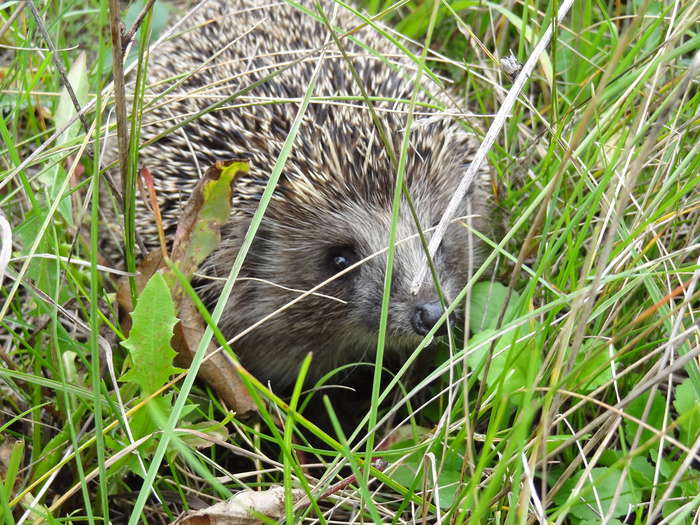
[326,245,358,275]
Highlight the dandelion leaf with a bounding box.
[121,272,182,394]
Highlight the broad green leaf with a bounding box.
[15,209,71,307]
[124,0,171,38]
[466,328,505,374]
[469,281,521,333]
[673,378,700,447]
[102,0,172,72]
[623,391,665,451]
[124,0,172,67]
[40,51,89,224]
[554,467,639,521]
[598,449,655,487]
[388,430,465,510]
[52,52,88,142]
[629,457,655,487]
[189,162,246,267]
[467,324,541,402]
[121,272,182,394]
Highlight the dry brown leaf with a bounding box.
[117,160,257,418]
[174,487,305,525]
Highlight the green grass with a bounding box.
[1,0,699,523]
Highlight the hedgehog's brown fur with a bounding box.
[107,0,498,391]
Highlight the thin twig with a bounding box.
[409,0,576,294]
[107,0,130,198]
[121,0,158,53]
[26,0,90,135]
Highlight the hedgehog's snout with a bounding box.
[411,301,443,335]
[411,300,449,336]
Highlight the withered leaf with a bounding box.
[174,487,305,525]
[118,160,257,418]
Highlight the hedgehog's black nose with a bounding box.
[412,301,447,336]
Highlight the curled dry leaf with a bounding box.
[174,487,305,525]
[117,160,257,418]
[171,291,256,417]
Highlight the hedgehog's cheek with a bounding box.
[341,289,379,333]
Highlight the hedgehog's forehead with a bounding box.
[268,164,455,210]
[274,169,395,208]
[261,183,438,248]
[266,173,439,218]
[231,118,469,214]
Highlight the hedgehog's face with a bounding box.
[199,126,493,387]
[252,190,486,351]
[317,204,478,344]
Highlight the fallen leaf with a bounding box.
[118,160,257,418]
[174,487,305,525]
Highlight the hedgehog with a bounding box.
[106,0,498,392]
